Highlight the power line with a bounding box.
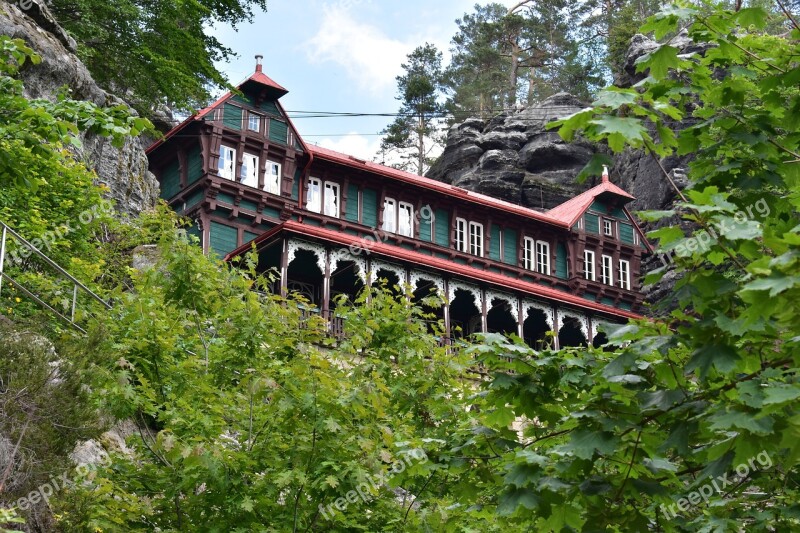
[164,105,585,125]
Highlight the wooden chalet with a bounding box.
[146,57,652,349]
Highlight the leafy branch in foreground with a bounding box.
[418,2,800,530]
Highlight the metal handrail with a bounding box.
[0,221,112,333]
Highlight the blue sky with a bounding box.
[211,0,518,161]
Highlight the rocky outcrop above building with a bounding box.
[427,33,712,310]
[0,1,159,217]
[428,93,600,211]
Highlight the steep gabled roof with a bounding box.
[547,170,635,226]
[240,65,288,98]
[309,144,570,229]
[546,167,652,252]
[224,220,645,321]
[146,61,292,155]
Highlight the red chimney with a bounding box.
[255,54,263,73]
[602,165,610,183]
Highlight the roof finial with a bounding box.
[602,165,610,183]
[255,54,263,73]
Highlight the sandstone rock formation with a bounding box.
[428,93,599,211]
[0,1,159,218]
[427,33,712,309]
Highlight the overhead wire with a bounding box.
[157,104,585,139]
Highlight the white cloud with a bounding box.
[304,8,411,95]
[317,133,383,161]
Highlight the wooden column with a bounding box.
[481,289,488,333]
[552,307,560,350]
[279,238,289,298]
[443,280,451,340]
[517,299,524,340]
[322,249,331,317]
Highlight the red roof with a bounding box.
[146,67,290,155]
[547,180,635,226]
[224,220,644,321]
[309,144,569,229]
[245,69,288,94]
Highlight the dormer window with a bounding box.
[241,152,259,188]
[603,219,613,236]
[248,113,261,133]
[218,145,236,180]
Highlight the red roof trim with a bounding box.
[146,68,290,155]
[245,70,288,94]
[146,93,233,155]
[224,220,644,321]
[623,206,655,253]
[308,144,570,228]
[546,180,635,226]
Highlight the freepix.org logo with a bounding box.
[13,0,35,11]
[660,450,773,519]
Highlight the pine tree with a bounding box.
[379,43,445,176]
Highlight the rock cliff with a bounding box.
[427,33,707,307]
[0,0,159,217]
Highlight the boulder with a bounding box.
[0,1,159,218]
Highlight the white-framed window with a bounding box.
[469,222,483,257]
[240,152,259,188]
[382,198,397,233]
[218,145,236,180]
[264,160,281,195]
[323,181,340,218]
[604,219,613,236]
[248,113,261,132]
[536,241,550,276]
[584,249,596,281]
[455,217,467,252]
[619,259,631,290]
[398,202,414,237]
[307,177,322,213]
[523,237,535,271]
[601,255,613,285]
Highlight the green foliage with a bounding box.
[48,0,268,119]
[425,1,800,529]
[0,37,151,190]
[55,231,477,530]
[0,326,102,530]
[0,35,153,330]
[443,1,608,122]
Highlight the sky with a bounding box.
[211,0,519,161]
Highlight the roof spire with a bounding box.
[255,54,263,73]
[602,165,610,183]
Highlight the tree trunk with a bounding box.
[417,112,425,176]
[508,39,520,109]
